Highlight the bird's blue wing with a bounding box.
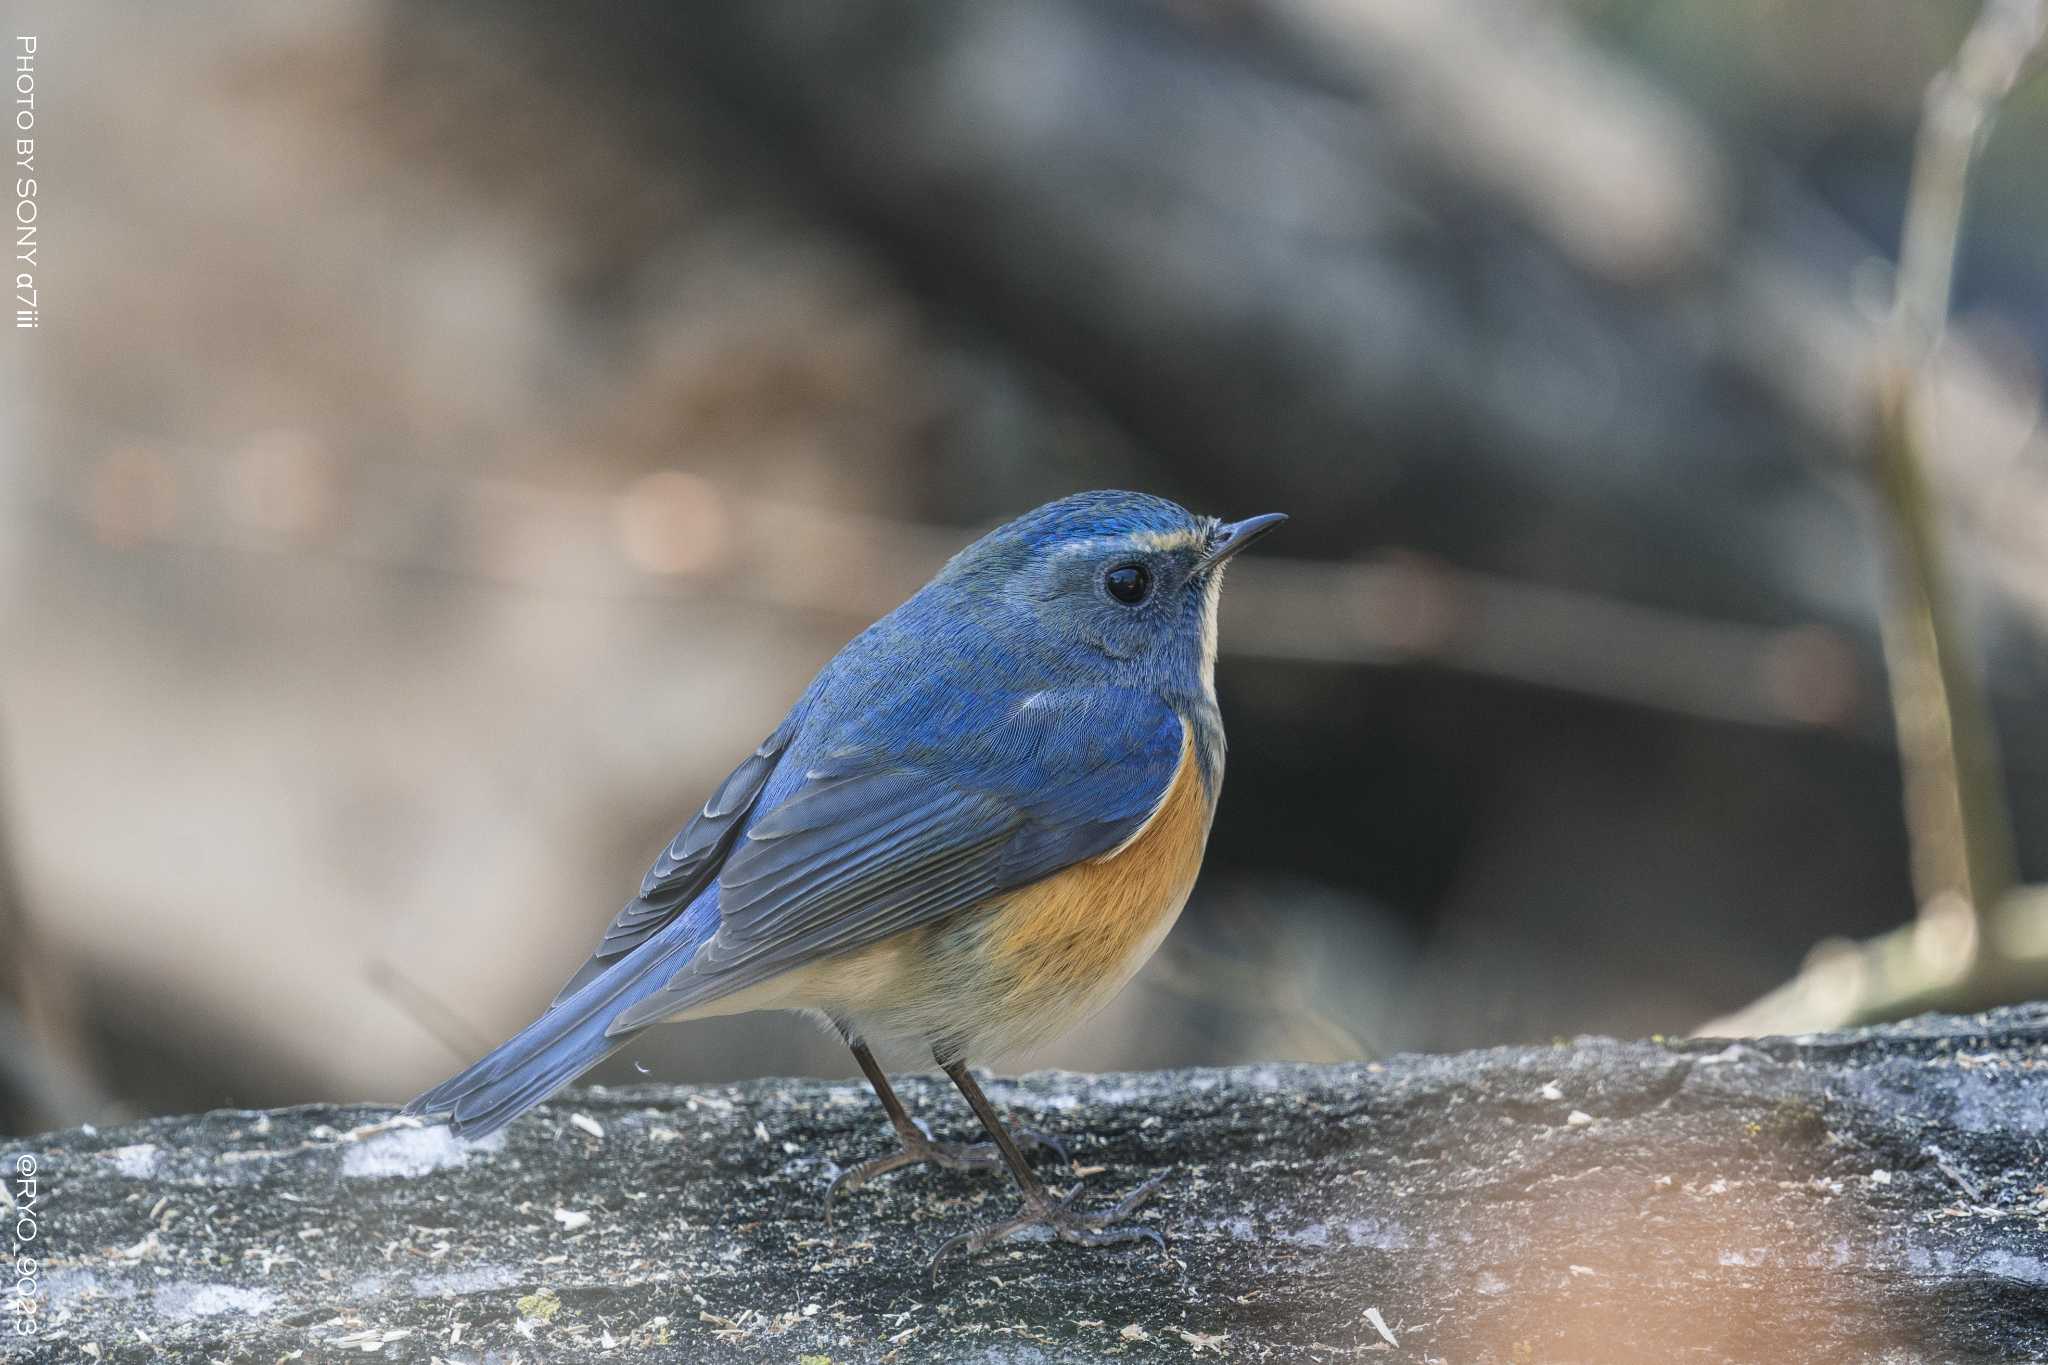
[409,717,798,1134]
[549,718,797,1006]
[606,687,1188,1033]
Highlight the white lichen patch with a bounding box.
[346,1271,393,1298]
[1193,1215,1255,1242]
[410,1264,524,1297]
[1341,1217,1411,1250]
[101,1143,163,1179]
[1972,1251,2048,1286]
[340,1125,501,1179]
[152,1281,278,1320]
[1234,1064,1304,1093]
[41,1267,138,1307]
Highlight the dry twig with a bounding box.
[1704,0,2048,1037]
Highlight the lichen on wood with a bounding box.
[15,1007,2048,1362]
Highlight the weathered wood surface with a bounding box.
[15,1007,2048,1362]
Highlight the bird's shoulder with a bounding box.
[800,661,1184,805]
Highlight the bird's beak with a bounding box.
[1198,512,1288,572]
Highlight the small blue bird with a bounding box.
[407,490,1284,1260]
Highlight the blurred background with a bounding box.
[4,0,2047,1135]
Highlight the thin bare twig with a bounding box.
[1704,0,2047,1038]
[365,958,494,1062]
[1875,0,2042,923]
[44,445,1873,735]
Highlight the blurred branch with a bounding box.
[1260,0,1725,280]
[40,452,1876,735]
[364,958,492,1062]
[1228,556,1865,731]
[0,727,108,1130]
[1145,938,1375,1063]
[1704,0,2047,1039]
[1875,0,2039,922]
[0,1001,106,1135]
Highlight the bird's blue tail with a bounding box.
[404,917,708,1138]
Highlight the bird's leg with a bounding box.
[825,1039,1065,1224]
[927,1058,1165,1271]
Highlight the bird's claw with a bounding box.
[928,1174,1168,1274]
[1011,1124,1070,1166]
[825,1125,1067,1230]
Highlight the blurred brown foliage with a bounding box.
[3,0,2046,1131]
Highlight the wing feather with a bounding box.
[548,720,795,1006]
[606,692,1186,1034]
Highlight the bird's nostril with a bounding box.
[1198,512,1287,569]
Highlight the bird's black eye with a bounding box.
[1104,563,1151,604]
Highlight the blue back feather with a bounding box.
[407,491,1225,1135]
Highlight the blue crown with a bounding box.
[998,490,1203,551]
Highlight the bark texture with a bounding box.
[16,1007,2048,1362]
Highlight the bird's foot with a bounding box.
[826,1120,1066,1226]
[929,1174,1167,1272]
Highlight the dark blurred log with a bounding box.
[479,0,2048,782]
[542,1,1882,615]
[25,1007,2048,1362]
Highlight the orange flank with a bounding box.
[708,720,1215,1062]
[981,722,1213,1028]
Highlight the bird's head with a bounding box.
[934,490,1285,692]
